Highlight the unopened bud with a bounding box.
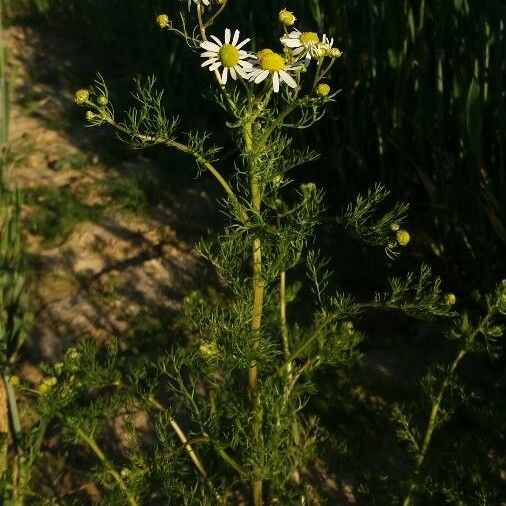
[396,229,411,247]
[156,14,170,28]
[279,9,296,26]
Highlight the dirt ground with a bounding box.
[4,24,213,367]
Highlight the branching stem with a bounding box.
[401,311,493,505]
[72,425,139,506]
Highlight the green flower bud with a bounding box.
[85,111,96,121]
[330,48,343,59]
[97,95,108,106]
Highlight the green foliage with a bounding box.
[372,264,457,319]
[0,1,503,505]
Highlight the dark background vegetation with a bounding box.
[3,0,506,503]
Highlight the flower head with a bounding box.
[38,376,57,394]
[249,50,298,93]
[396,229,411,247]
[281,29,324,61]
[74,89,90,104]
[200,341,218,359]
[9,375,20,387]
[200,29,253,85]
[329,47,343,59]
[443,293,457,306]
[279,9,296,26]
[156,14,170,28]
[316,83,330,97]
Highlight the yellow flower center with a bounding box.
[219,44,240,68]
[299,32,319,45]
[257,48,273,59]
[259,51,285,71]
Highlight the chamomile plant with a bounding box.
[70,3,503,505]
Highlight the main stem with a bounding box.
[401,348,466,506]
[245,121,264,506]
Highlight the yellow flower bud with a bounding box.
[74,89,90,104]
[330,48,343,59]
[316,83,331,97]
[396,229,411,247]
[390,223,400,232]
[156,14,170,28]
[9,375,20,387]
[443,293,456,306]
[97,95,108,106]
[85,111,96,121]
[199,341,218,359]
[37,376,57,394]
[279,9,296,26]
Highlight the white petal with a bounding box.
[254,70,269,84]
[235,66,248,79]
[236,38,250,49]
[201,57,218,67]
[201,51,218,58]
[230,67,237,80]
[210,35,223,46]
[273,72,280,93]
[209,61,222,71]
[224,28,231,44]
[288,30,301,38]
[282,38,302,48]
[238,60,253,68]
[200,41,220,51]
[221,67,228,84]
[279,70,297,88]
[232,29,240,46]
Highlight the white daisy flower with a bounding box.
[248,49,298,93]
[200,28,254,85]
[281,29,325,61]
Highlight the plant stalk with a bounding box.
[245,120,264,506]
[73,426,139,506]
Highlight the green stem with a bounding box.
[402,348,466,506]
[148,398,209,480]
[204,0,229,28]
[402,312,493,505]
[244,119,264,506]
[102,117,247,223]
[72,426,139,506]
